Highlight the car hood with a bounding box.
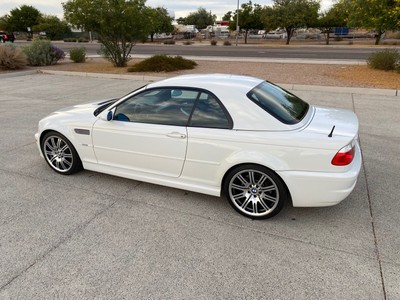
[52,99,116,115]
[38,99,117,131]
[306,106,359,138]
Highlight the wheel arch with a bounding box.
[221,162,293,206]
[40,129,83,174]
[39,129,82,160]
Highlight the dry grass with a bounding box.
[33,57,400,89]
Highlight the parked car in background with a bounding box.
[35,74,362,219]
[0,32,15,43]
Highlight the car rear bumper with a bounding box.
[278,143,362,207]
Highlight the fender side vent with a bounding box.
[74,129,90,135]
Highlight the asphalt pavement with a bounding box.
[0,71,399,299]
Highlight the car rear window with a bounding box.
[247,81,309,125]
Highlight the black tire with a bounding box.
[41,131,82,175]
[223,164,287,219]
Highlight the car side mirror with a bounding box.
[107,111,113,121]
[99,109,113,121]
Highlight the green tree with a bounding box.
[393,0,400,28]
[0,15,10,31]
[5,5,41,35]
[229,2,264,44]
[222,11,233,21]
[342,0,399,45]
[262,0,320,45]
[176,17,186,25]
[63,0,149,67]
[183,7,216,30]
[33,15,71,40]
[318,2,348,45]
[146,7,174,42]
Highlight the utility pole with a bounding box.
[236,0,240,46]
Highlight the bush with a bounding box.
[0,44,28,69]
[23,40,65,66]
[163,40,175,45]
[367,49,400,71]
[223,40,232,46]
[69,47,86,63]
[210,40,217,46]
[128,55,197,72]
[183,41,193,45]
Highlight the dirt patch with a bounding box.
[28,57,400,89]
[331,65,400,89]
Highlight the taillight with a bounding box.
[331,143,355,166]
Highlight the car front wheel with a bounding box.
[224,165,287,219]
[41,132,82,175]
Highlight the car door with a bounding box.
[183,92,234,185]
[92,88,198,178]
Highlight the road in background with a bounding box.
[15,40,383,61]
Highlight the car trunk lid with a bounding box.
[306,106,359,139]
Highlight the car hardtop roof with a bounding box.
[148,74,264,90]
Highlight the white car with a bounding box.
[35,74,361,219]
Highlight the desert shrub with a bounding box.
[128,55,197,72]
[163,40,175,45]
[223,40,232,46]
[210,39,217,46]
[0,44,28,69]
[69,47,86,63]
[183,41,193,45]
[367,49,400,71]
[23,40,65,66]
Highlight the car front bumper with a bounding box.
[278,142,362,207]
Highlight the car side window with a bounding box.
[114,88,198,126]
[189,92,231,129]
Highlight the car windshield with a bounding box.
[247,81,309,125]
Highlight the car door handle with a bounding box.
[167,132,186,139]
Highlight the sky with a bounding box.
[0,0,335,20]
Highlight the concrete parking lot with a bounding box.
[0,71,399,299]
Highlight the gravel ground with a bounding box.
[33,57,400,89]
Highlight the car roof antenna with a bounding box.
[328,125,335,138]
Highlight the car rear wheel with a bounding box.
[41,132,82,175]
[224,165,286,219]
